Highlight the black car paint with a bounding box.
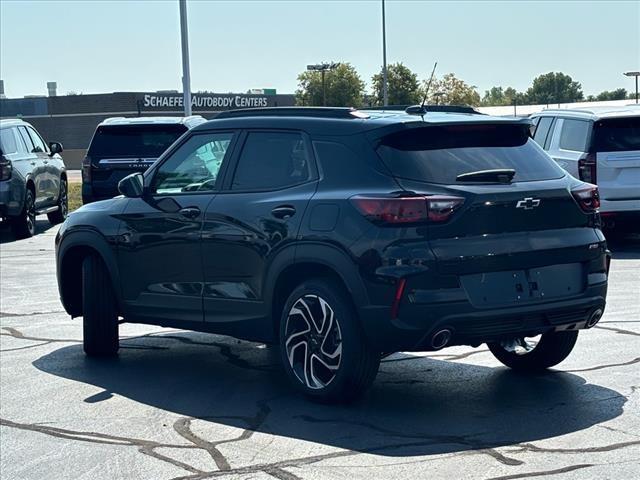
[56,111,609,353]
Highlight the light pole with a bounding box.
[624,71,640,104]
[179,0,192,116]
[307,63,339,106]
[381,0,388,106]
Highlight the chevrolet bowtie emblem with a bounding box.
[516,197,541,210]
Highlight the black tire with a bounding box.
[82,254,119,356]
[47,178,68,224]
[488,330,579,372]
[279,278,380,403]
[11,188,36,239]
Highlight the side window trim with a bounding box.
[148,130,239,196]
[222,129,318,193]
[26,127,48,153]
[17,127,35,153]
[543,117,556,150]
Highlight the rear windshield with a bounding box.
[376,124,566,184]
[88,124,187,158]
[593,116,640,152]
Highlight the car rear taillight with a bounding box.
[571,184,600,213]
[578,153,597,184]
[82,155,92,183]
[350,195,464,224]
[0,156,12,181]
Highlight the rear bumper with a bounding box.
[82,183,117,204]
[359,282,607,352]
[600,198,640,214]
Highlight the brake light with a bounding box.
[82,155,92,183]
[571,184,600,213]
[0,156,12,181]
[351,195,464,224]
[578,153,597,184]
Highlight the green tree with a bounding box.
[481,86,529,106]
[371,62,422,106]
[295,63,365,107]
[425,73,481,106]
[595,88,628,101]
[526,72,584,104]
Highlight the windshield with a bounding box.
[88,124,187,158]
[376,124,566,184]
[593,116,640,152]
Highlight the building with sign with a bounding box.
[0,90,296,168]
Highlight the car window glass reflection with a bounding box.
[153,133,234,194]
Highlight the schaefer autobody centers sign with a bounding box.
[140,92,295,111]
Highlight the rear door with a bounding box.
[375,123,603,305]
[546,118,592,177]
[87,123,187,199]
[592,115,640,205]
[201,130,317,338]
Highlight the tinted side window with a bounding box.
[533,117,554,149]
[18,127,35,152]
[231,132,311,190]
[153,133,234,194]
[559,119,590,152]
[27,127,48,153]
[0,128,19,154]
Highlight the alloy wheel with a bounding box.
[26,193,36,236]
[60,181,68,219]
[284,294,342,389]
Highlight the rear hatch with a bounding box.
[86,123,187,196]
[375,122,604,306]
[592,115,640,204]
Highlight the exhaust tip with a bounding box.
[431,329,452,349]
[586,308,603,328]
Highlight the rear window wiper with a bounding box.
[456,169,515,184]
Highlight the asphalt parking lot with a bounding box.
[1,219,638,480]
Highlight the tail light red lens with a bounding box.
[81,156,92,183]
[351,195,464,224]
[578,153,597,184]
[571,184,600,213]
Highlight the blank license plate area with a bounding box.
[461,263,584,307]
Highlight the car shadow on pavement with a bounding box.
[33,331,626,458]
[0,218,56,244]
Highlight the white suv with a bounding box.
[531,106,640,231]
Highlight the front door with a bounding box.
[202,130,317,339]
[117,132,236,324]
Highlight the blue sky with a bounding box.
[1,0,638,98]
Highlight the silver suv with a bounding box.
[531,106,640,231]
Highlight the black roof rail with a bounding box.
[215,107,369,120]
[405,104,482,115]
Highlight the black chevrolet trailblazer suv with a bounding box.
[56,106,609,402]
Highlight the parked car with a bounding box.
[0,119,67,238]
[82,116,206,204]
[531,106,640,232]
[56,106,609,402]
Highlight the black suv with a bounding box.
[1,119,67,238]
[82,116,205,204]
[56,107,609,402]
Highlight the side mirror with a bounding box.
[49,142,63,155]
[118,172,145,198]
